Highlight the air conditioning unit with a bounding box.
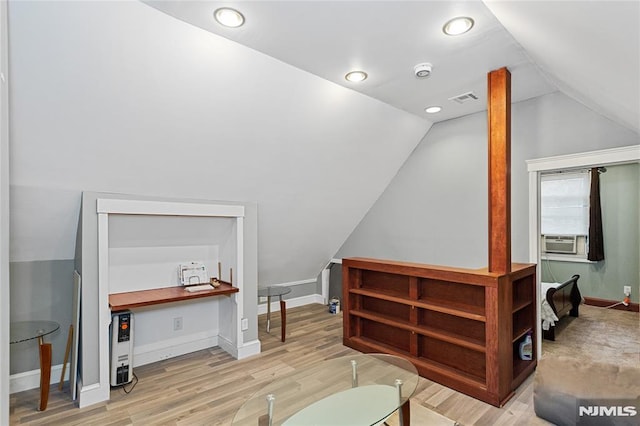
[543,235,577,254]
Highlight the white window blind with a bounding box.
[541,172,590,235]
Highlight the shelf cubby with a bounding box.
[418,336,487,382]
[360,318,411,353]
[343,257,537,407]
[361,270,410,297]
[418,310,486,345]
[512,304,534,342]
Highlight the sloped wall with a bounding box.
[7,0,430,375]
[337,92,640,271]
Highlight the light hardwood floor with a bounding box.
[9,303,638,425]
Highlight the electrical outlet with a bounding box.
[241,318,249,331]
[173,317,183,331]
[623,286,631,296]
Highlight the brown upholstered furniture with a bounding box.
[541,274,581,341]
[534,356,640,426]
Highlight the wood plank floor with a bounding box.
[9,303,638,425]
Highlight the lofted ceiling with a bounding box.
[144,0,639,133]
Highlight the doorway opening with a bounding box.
[526,145,640,359]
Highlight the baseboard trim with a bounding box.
[267,278,317,287]
[78,380,109,408]
[218,336,261,359]
[583,297,639,312]
[10,363,69,394]
[257,293,324,315]
[134,332,219,367]
[12,296,322,395]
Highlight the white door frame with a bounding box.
[526,145,640,359]
[81,199,247,408]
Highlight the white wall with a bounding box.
[337,92,640,267]
[6,0,434,397]
[8,0,431,285]
[1,0,10,421]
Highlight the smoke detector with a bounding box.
[414,63,432,79]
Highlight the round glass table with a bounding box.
[258,286,291,342]
[10,320,59,344]
[232,353,419,426]
[10,320,60,411]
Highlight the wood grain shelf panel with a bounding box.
[351,309,486,352]
[349,288,486,321]
[512,326,532,343]
[343,257,537,408]
[109,282,239,311]
[349,288,412,304]
[414,298,486,322]
[512,300,532,313]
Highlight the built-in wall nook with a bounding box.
[75,193,260,408]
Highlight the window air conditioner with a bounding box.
[543,235,577,254]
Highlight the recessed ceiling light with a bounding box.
[214,7,245,28]
[425,106,442,114]
[443,17,474,36]
[345,71,368,82]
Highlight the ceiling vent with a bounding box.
[448,91,479,104]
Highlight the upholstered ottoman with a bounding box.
[534,356,640,425]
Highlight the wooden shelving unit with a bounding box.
[342,257,536,407]
[109,282,239,311]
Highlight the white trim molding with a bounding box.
[320,258,343,303]
[267,278,316,287]
[527,144,640,361]
[96,199,244,217]
[10,363,70,394]
[133,332,220,367]
[78,381,106,409]
[257,294,325,315]
[219,337,261,360]
[89,197,247,409]
[527,145,640,172]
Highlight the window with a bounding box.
[541,171,589,235]
[540,171,590,260]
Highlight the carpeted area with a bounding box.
[541,304,640,367]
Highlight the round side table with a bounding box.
[10,320,60,411]
[258,286,291,342]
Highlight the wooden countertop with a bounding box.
[109,282,239,311]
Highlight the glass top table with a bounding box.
[258,286,292,342]
[10,320,60,411]
[10,320,60,344]
[257,286,292,299]
[232,353,419,426]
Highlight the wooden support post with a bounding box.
[487,67,512,274]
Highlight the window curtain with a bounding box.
[588,168,605,261]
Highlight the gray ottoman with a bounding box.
[534,356,640,425]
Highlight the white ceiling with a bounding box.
[144,0,639,133]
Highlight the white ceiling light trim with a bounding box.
[443,16,474,35]
[345,71,368,82]
[425,106,442,114]
[214,7,245,28]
